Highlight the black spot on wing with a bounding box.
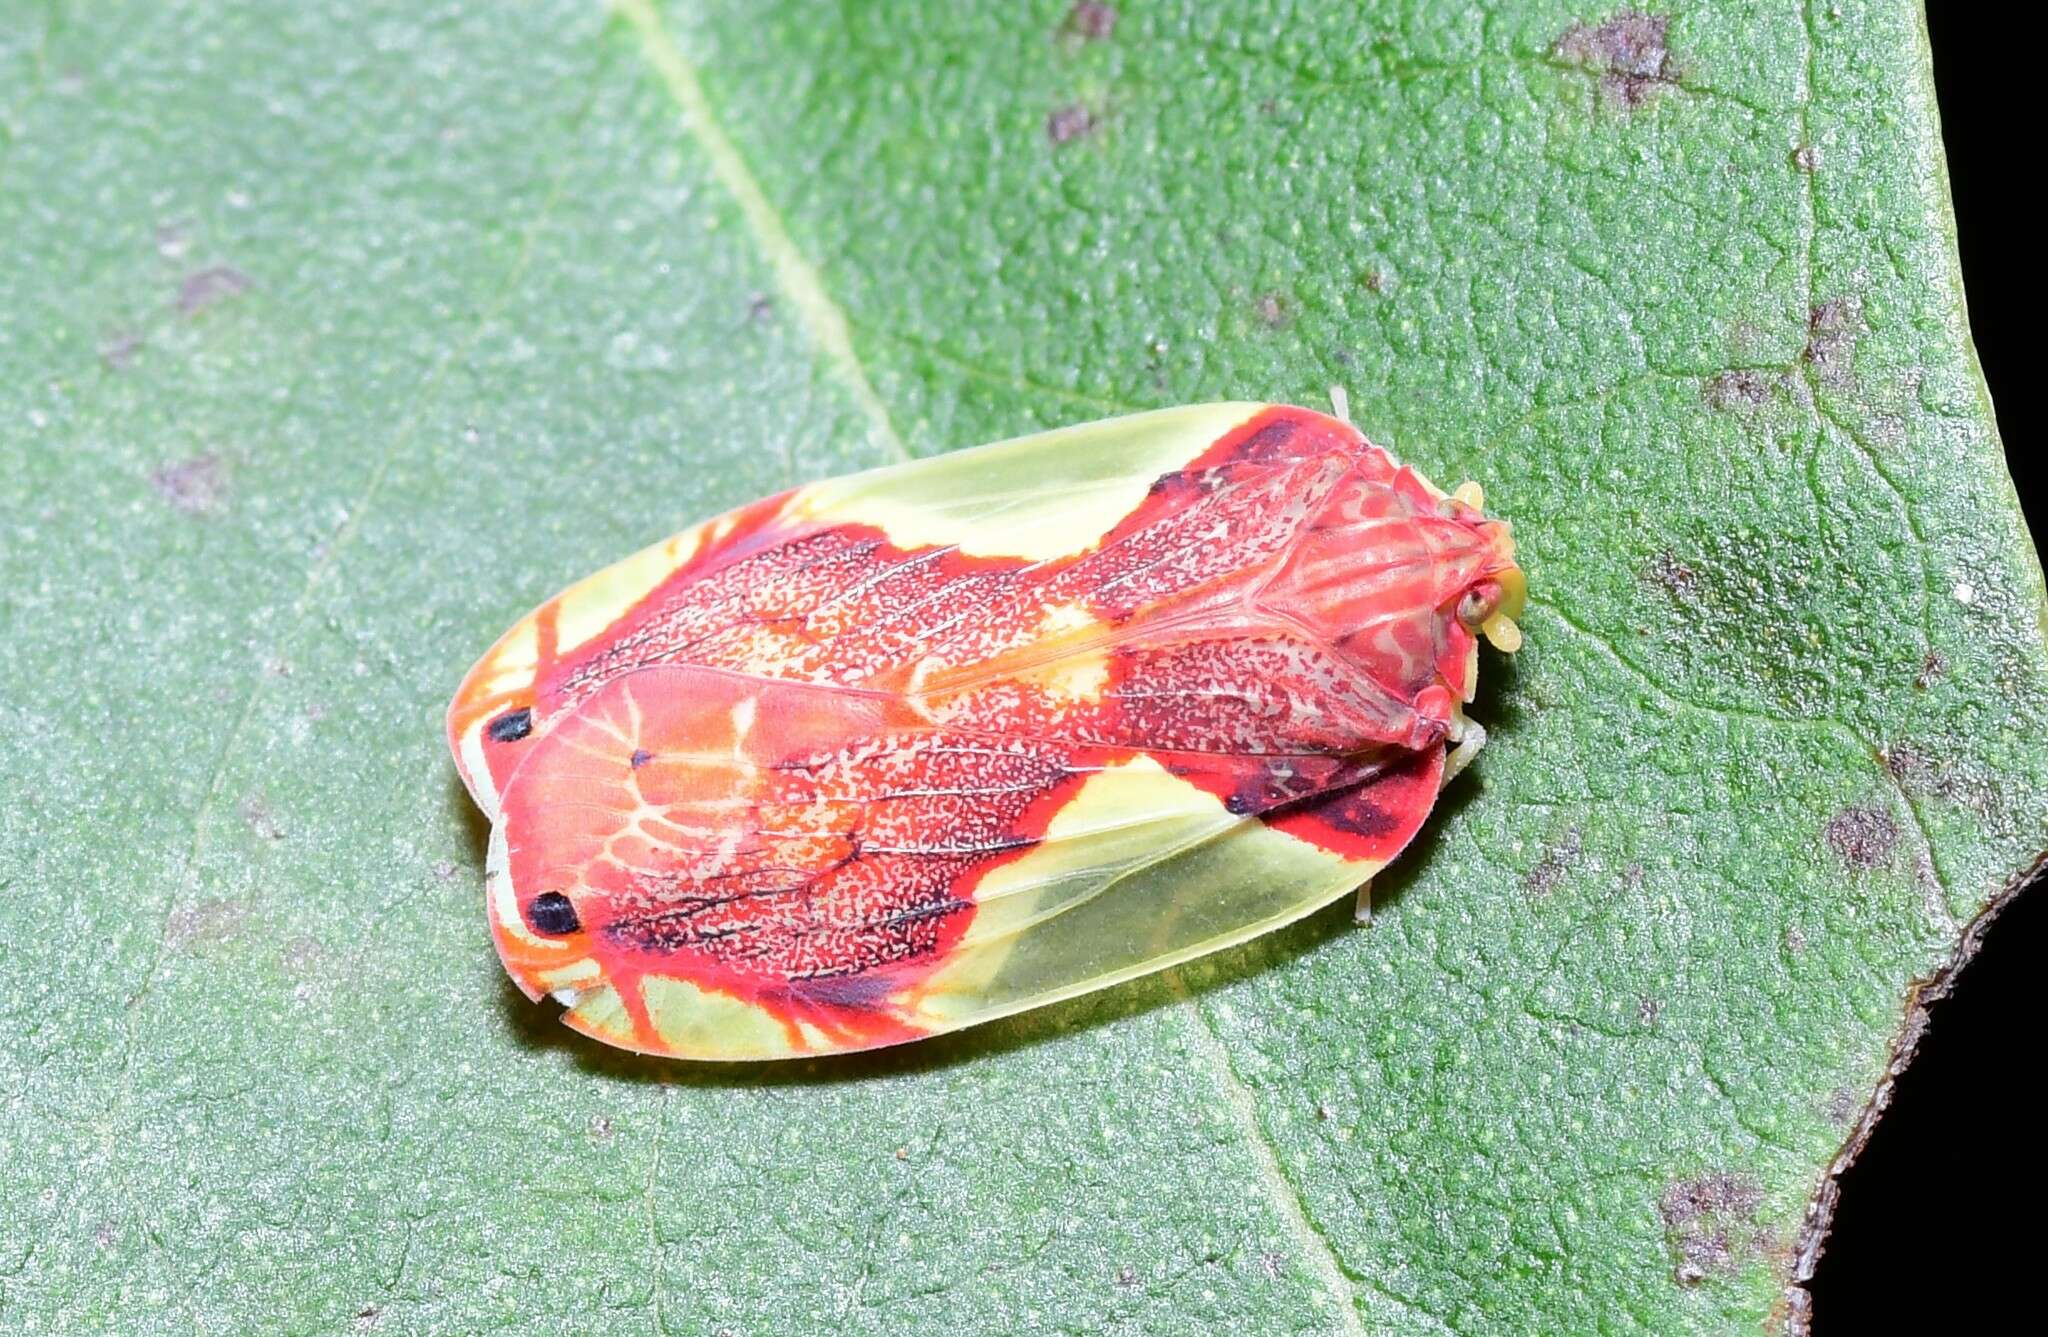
[527,891,581,935]
[488,708,534,743]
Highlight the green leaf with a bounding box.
[2,0,2038,1331]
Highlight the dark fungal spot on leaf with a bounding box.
[1659,1172,1766,1285]
[1637,995,1662,1025]
[488,708,533,743]
[1804,296,1863,389]
[282,935,323,978]
[101,329,143,370]
[630,748,653,769]
[1552,10,1681,108]
[148,453,228,517]
[1915,650,1947,689]
[1792,144,1822,172]
[1825,806,1898,870]
[1702,368,1778,411]
[1648,551,1698,599]
[527,892,581,936]
[1824,1087,1860,1125]
[1254,293,1291,329]
[177,264,251,317]
[1046,103,1096,145]
[165,898,250,951]
[1114,1264,1138,1288]
[746,293,774,322]
[1881,741,1995,816]
[239,795,285,842]
[1525,829,1583,895]
[1063,1,1116,41]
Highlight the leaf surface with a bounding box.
[2,1,2039,1331]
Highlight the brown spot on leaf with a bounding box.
[1637,995,1662,1025]
[239,795,285,842]
[1803,296,1862,389]
[148,453,228,517]
[1525,829,1583,895]
[1553,11,1681,107]
[166,899,249,951]
[746,293,774,322]
[1359,269,1386,293]
[1063,1,1116,40]
[1702,368,1777,411]
[1823,1087,1860,1125]
[1879,741,1993,816]
[1914,651,1947,689]
[1115,1264,1138,1288]
[1659,1172,1765,1285]
[1825,806,1898,870]
[1046,103,1097,145]
[1253,293,1291,328]
[1792,144,1821,172]
[588,1114,615,1141]
[282,936,323,977]
[101,330,144,370]
[1649,551,1698,598]
[177,264,252,317]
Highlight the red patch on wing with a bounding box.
[500,667,1107,1053]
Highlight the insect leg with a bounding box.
[1443,716,1488,787]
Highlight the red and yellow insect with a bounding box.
[447,402,1524,1059]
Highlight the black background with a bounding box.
[1806,6,2041,1327]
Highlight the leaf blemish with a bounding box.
[1803,296,1863,389]
[1046,103,1097,145]
[1658,1172,1766,1286]
[1823,1087,1860,1125]
[1062,2,1117,42]
[101,329,144,370]
[1552,11,1681,108]
[165,898,250,951]
[148,453,228,517]
[177,264,252,318]
[1524,828,1583,896]
[1254,293,1291,329]
[1824,805,1898,870]
[1648,551,1699,599]
[1701,369,1780,412]
[239,795,285,842]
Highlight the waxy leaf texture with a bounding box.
[1,2,2040,1332]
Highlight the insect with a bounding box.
[447,401,1524,1060]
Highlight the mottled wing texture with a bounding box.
[492,667,1444,1059]
[457,403,1516,1058]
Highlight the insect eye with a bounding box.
[1457,582,1502,630]
[527,891,581,935]
[488,708,534,743]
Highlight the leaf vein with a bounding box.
[614,0,908,463]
